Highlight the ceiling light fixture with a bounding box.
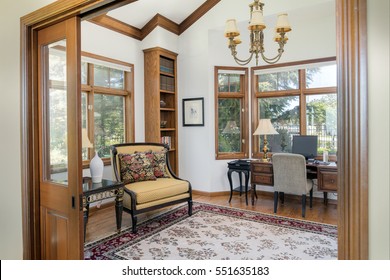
[224,0,292,66]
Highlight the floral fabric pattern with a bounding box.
[153,150,170,178]
[118,152,156,183]
[85,203,337,260]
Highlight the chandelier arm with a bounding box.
[260,51,283,64]
[233,52,255,66]
[229,44,255,65]
[259,41,286,64]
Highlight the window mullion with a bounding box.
[299,69,307,135]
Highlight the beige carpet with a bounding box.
[84,202,337,260]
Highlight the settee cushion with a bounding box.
[118,152,156,183]
[124,178,190,205]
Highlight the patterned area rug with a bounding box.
[84,202,337,260]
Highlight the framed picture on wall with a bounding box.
[183,97,204,126]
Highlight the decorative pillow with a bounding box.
[118,152,156,183]
[153,150,170,178]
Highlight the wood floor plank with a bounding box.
[85,192,337,243]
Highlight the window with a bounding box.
[252,58,337,159]
[215,67,249,159]
[81,53,134,164]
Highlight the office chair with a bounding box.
[272,153,314,218]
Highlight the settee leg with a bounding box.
[131,214,137,233]
[188,200,193,216]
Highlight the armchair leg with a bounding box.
[131,214,138,233]
[301,194,307,218]
[273,191,279,214]
[188,200,193,216]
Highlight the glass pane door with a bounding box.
[42,40,69,183]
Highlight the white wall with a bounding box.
[367,0,390,260]
[0,0,57,260]
[178,0,336,193]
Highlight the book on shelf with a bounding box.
[161,136,172,149]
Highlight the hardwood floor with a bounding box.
[85,192,337,244]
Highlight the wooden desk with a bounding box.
[250,160,337,205]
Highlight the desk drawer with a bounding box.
[252,164,273,174]
[252,174,273,186]
[318,169,338,192]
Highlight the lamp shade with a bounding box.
[225,19,240,37]
[276,13,292,33]
[82,128,93,148]
[249,9,266,31]
[253,119,278,135]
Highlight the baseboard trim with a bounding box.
[88,189,336,213]
[192,189,337,205]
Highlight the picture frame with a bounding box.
[182,97,204,126]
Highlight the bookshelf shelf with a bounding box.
[144,47,179,174]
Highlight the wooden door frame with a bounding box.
[20,0,368,259]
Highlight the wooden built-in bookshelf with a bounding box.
[143,47,178,174]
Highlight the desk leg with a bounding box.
[227,169,234,203]
[238,172,243,195]
[244,171,249,205]
[251,184,256,206]
[324,192,328,206]
[115,188,124,232]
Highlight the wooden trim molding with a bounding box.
[179,0,221,34]
[87,0,221,40]
[88,14,143,40]
[336,0,368,259]
[142,14,180,38]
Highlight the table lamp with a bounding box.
[253,119,278,162]
[82,128,93,149]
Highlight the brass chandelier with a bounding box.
[224,0,292,66]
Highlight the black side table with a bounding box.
[82,177,124,241]
[227,159,251,205]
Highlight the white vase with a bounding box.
[90,151,104,183]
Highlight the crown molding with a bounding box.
[87,0,221,40]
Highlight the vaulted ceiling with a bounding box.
[88,0,221,40]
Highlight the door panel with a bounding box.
[37,17,83,260]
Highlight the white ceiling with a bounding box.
[107,0,208,28]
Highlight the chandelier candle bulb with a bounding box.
[233,35,242,45]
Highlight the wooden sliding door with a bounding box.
[37,17,83,259]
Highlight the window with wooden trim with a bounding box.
[215,66,249,159]
[81,53,134,164]
[251,58,337,159]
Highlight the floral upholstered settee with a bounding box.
[111,142,192,233]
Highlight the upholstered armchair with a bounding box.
[111,142,192,233]
[272,153,313,217]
